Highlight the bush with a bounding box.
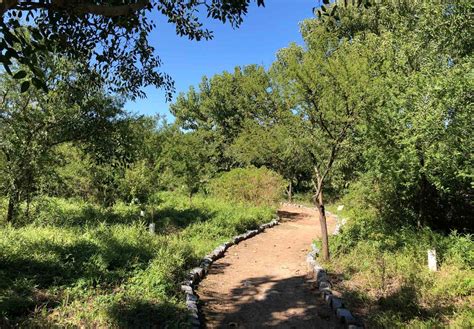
[208,167,286,206]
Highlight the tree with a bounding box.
[171,64,285,170]
[156,128,214,201]
[117,116,164,204]
[300,0,473,234]
[0,58,134,221]
[1,0,265,99]
[228,118,313,201]
[271,18,372,260]
[337,0,474,231]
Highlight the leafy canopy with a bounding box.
[1,0,265,99]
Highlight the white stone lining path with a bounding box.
[181,217,281,328]
[181,202,361,328]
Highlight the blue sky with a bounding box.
[124,0,316,119]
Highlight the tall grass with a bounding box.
[0,192,275,327]
[322,201,474,328]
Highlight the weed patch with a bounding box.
[322,205,474,328]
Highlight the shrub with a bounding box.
[208,167,286,206]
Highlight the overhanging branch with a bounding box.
[2,0,150,17]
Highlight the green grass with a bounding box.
[320,204,474,328]
[0,192,275,327]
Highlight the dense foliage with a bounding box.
[301,3,474,324]
[0,58,139,222]
[1,0,265,99]
[209,167,286,206]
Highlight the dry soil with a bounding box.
[197,204,344,329]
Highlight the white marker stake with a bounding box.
[149,223,156,234]
[428,249,437,272]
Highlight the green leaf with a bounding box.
[31,76,43,88]
[5,48,19,60]
[13,70,27,79]
[20,80,30,93]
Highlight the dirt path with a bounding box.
[197,204,343,329]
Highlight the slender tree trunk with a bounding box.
[416,143,426,229]
[287,180,292,202]
[25,194,31,220]
[315,189,330,261]
[7,196,14,222]
[6,190,19,223]
[25,180,32,220]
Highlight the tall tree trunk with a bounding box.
[25,179,32,220]
[415,142,428,228]
[315,189,330,261]
[6,190,19,223]
[25,193,31,220]
[287,180,292,202]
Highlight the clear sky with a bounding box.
[124,0,317,119]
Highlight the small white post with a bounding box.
[140,210,145,217]
[149,223,156,234]
[428,249,437,272]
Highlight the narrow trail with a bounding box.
[197,204,343,329]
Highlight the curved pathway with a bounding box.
[197,204,343,328]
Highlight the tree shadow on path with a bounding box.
[277,210,311,221]
[201,275,343,329]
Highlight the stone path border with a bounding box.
[306,244,364,329]
[296,203,364,329]
[181,217,281,328]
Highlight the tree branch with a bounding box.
[295,71,334,139]
[3,0,150,17]
[73,0,150,17]
[0,0,18,15]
